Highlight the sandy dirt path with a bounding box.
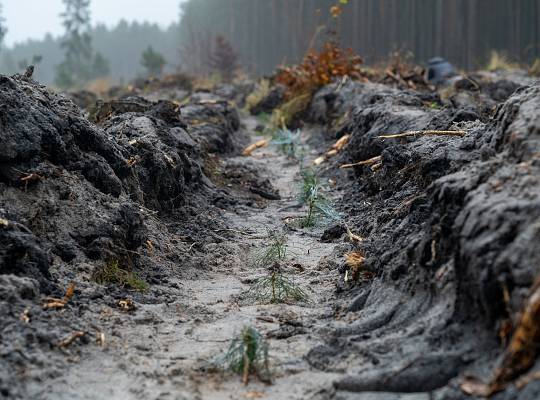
[37,121,343,400]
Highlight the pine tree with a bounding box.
[140,46,166,77]
[91,51,110,78]
[55,0,109,88]
[0,2,7,53]
[208,35,238,82]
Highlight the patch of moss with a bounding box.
[93,260,149,292]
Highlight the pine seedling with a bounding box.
[298,168,319,205]
[250,230,288,268]
[297,173,341,228]
[220,326,271,385]
[271,128,301,158]
[247,263,308,304]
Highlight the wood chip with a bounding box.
[43,282,75,309]
[312,155,326,165]
[96,331,106,349]
[331,134,350,151]
[64,283,75,302]
[118,298,137,312]
[460,376,494,397]
[244,391,264,399]
[20,308,30,323]
[57,331,85,348]
[43,300,67,310]
[242,139,269,156]
[313,134,350,165]
[345,224,363,243]
[516,370,540,390]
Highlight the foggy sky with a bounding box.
[1,0,185,47]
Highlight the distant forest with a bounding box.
[0,21,180,84]
[1,0,540,85]
[179,0,540,75]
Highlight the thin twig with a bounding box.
[242,348,250,385]
[378,130,466,139]
[340,155,382,169]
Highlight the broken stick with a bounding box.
[340,155,382,169]
[242,139,269,156]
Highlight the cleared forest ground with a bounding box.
[1,66,540,400]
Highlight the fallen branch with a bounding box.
[378,130,466,139]
[340,155,382,169]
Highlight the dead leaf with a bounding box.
[330,5,342,17]
[0,218,9,227]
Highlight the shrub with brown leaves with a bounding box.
[275,41,363,99]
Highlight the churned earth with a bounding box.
[1,70,540,400]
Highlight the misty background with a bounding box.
[0,0,539,86]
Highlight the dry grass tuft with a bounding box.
[93,260,148,292]
[529,59,540,77]
[246,79,271,112]
[345,251,366,281]
[486,51,521,72]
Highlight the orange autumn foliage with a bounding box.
[275,41,363,99]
